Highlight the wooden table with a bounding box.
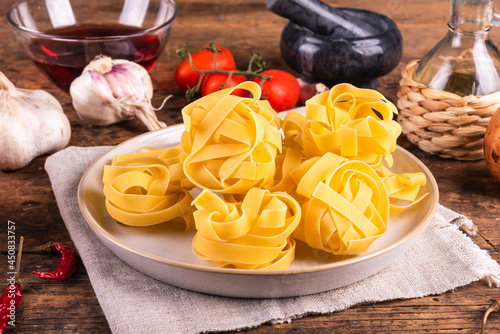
[1,0,500,332]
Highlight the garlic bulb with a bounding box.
[0,72,71,171]
[70,55,168,131]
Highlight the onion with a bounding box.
[484,108,500,183]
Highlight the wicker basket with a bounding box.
[397,59,500,161]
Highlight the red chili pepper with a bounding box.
[32,242,77,280]
[0,283,22,333]
[0,236,23,334]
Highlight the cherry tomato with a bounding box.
[253,69,301,112]
[174,46,236,91]
[201,73,248,97]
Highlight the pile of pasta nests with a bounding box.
[101,81,428,270]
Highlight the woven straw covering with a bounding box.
[397,59,500,161]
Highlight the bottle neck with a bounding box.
[447,23,490,39]
[449,0,493,34]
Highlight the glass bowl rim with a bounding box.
[6,0,178,41]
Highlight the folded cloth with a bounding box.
[45,145,500,334]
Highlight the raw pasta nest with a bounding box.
[102,146,195,229]
[290,153,389,255]
[283,83,402,167]
[181,81,282,194]
[101,82,428,270]
[192,188,300,269]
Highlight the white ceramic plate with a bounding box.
[78,124,439,298]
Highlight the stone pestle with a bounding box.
[266,0,376,38]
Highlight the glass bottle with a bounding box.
[415,0,500,96]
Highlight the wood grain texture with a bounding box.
[1,0,500,333]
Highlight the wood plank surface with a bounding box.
[1,0,500,333]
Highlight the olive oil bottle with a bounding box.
[415,0,500,97]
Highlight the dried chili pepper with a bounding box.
[0,236,23,333]
[480,298,500,334]
[32,242,77,280]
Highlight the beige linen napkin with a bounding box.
[45,145,500,334]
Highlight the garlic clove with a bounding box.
[112,62,152,99]
[89,70,117,104]
[0,72,71,171]
[70,55,167,131]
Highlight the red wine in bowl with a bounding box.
[28,23,161,89]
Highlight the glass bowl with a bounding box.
[7,0,178,89]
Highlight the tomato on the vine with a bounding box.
[201,73,248,97]
[253,69,300,112]
[174,46,236,91]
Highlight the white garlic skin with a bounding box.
[0,73,71,170]
[70,55,166,131]
[70,67,134,126]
